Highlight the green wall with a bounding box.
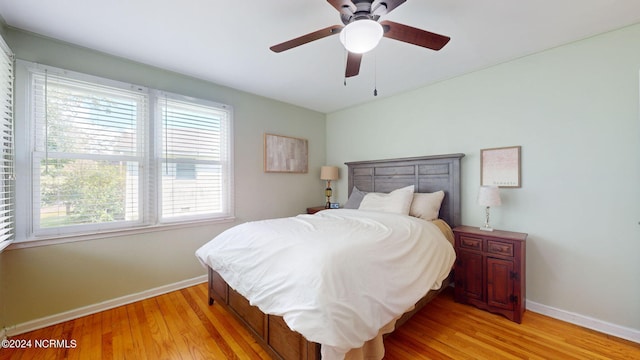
[327,23,640,332]
[1,28,327,327]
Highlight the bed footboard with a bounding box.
[208,267,321,360]
[207,267,452,360]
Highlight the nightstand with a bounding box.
[306,206,327,214]
[452,225,527,323]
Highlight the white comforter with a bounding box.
[195,209,455,359]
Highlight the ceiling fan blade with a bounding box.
[327,0,356,15]
[270,25,343,53]
[345,52,362,77]
[372,0,407,16]
[380,20,450,51]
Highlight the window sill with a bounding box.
[6,217,236,251]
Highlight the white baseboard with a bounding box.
[527,300,640,344]
[5,275,207,337]
[6,278,639,345]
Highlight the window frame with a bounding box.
[153,90,235,225]
[13,60,234,245]
[29,67,149,237]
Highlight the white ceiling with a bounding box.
[1,0,639,113]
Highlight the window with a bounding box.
[156,93,233,222]
[30,70,146,235]
[19,61,233,240]
[0,35,14,251]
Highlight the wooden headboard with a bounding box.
[345,153,465,227]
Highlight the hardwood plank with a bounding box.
[182,285,267,359]
[385,287,640,359]
[385,317,477,360]
[189,284,268,358]
[1,283,638,360]
[67,316,85,360]
[84,312,102,360]
[126,301,153,360]
[21,326,54,360]
[157,290,215,360]
[140,297,183,359]
[110,305,136,360]
[180,286,240,359]
[175,289,232,358]
[419,304,555,359]
[100,307,113,360]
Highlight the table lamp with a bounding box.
[478,185,501,231]
[320,166,339,209]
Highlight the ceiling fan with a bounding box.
[270,0,451,78]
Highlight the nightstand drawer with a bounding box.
[487,240,514,257]
[459,236,482,251]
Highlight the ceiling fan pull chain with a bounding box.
[373,52,378,96]
[344,47,348,86]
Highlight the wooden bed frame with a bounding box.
[207,153,464,360]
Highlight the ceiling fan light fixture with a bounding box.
[339,19,383,54]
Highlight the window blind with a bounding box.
[0,35,14,251]
[17,60,234,241]
[159,95,232,221]
[30,69,147,234]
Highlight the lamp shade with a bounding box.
[478,185,501,206]
[339,19,384,54]
[320,166,339,181]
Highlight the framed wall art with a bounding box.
[480,146,521,188]
[264,133,308,173]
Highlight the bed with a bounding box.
[196,153,464,360]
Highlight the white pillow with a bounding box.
[358,185,415,215]
[409,191,445,221]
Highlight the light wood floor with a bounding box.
[1,283,638,359]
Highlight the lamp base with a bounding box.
[480,206,494,231]
[324,183,333,209]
